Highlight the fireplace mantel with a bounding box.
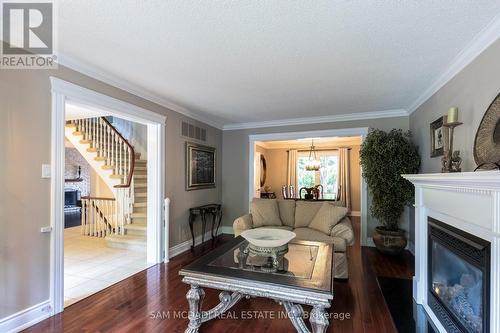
[403,171,500,333]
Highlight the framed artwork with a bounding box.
[430,115,448,158]
[186,142,216,190]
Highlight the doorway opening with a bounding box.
[249,128,368,245]
[50,78,166,314]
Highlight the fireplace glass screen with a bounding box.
[430,241,483,333]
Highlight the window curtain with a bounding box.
[338,147,351,211]
[287,149,298,195]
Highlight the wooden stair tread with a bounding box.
[124,224,147,230]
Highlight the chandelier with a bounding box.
[305,139,321,171]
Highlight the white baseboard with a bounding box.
[169,230,213,258]
[349,211,361,217]
[366,237,376,247]
[408,240,415,256]
[0,300,52,333]
[221,226,234,235]
[169,227,235,259]
[365,237,415,254]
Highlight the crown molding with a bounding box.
[407,13,500,114]
[56,54,224,130]
[223,109,408,131]
[260,138,363,150]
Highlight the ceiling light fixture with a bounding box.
[305,139,321,171]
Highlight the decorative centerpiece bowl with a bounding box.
[241,229,296,248]
[240,229,296,272]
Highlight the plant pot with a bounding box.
[372,226,407,255]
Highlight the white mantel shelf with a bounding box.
[403,170,500,333]
[403,170,500,189]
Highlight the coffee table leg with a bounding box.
[283,301,309,333]
[310,306,329,333]
[185,285,205,333]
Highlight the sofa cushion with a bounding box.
[308,203,348,235]
[278,200,296,228]
[251,198,282,227]
[294,201,323,228]
[293,227,347,252]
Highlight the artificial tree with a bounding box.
[360,129,420,254]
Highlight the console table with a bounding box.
[188,204,223,250]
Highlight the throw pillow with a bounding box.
[308,202,348,235]
[251,198,282,227]
[294,201,323,228]
[278,200,296,228]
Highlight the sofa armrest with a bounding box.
[233,214,253,237]
[330,217,354,246]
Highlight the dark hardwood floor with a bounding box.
[25,217,414,333]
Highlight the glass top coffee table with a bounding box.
[179,236,334,333]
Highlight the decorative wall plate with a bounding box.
[474,93,500,169]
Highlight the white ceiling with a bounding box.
[58,1,500,129]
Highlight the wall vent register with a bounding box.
[181,121,207,142]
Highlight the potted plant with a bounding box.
[360,129,420,255]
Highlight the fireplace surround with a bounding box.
[403,171,500,333]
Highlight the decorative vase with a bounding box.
[372,226,407,255]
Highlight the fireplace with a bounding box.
[428,217,490,333]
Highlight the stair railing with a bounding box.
[69,117,137,234]
[81,197,118,237]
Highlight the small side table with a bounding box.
[188,204,223,250]
[260,192,276,199]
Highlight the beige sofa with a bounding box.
[233,198,355,279]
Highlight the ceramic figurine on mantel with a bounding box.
[442,107,463,173]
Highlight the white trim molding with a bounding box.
[221,226,235,235]
[403,171,500,333]
[248,127,370,246]
[0,300,52,333]
[168,227,234,259]
[407,13,500,113]
[223,109,408,131]
[57,54,224,130]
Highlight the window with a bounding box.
[297,151,338,199]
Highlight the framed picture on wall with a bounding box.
[186,142,216,190]
[430,115,448,157]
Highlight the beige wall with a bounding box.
[221,116,410,242]
[263,145,361,213]
[264,148,288,197]
[410,39,500,173]
[0,67,222,319]
[408,39,500,247]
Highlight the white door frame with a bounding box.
[248,127,369,246]
[50,77,167,315]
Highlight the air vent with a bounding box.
[181,121,207,142]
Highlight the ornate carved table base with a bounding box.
[184,285,329,333]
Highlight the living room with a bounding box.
[1,2,500,333]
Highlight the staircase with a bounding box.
[65,117,148,251]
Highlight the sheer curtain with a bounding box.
[338,148,351,211]
[287,149,298,197]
